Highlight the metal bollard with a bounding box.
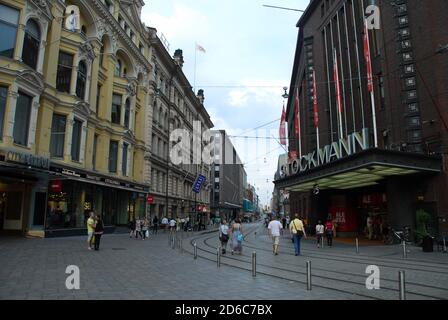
[194,242,197,259]
[399,271,406,300]
[356,238,359,254]
[252,252,257,277]
[306,261,312,290]
[443,237,447,253]
[402,241,407,258]
[217,246,221,268]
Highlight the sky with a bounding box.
[141,0,310,207]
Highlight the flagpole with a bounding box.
[364,20,378,148]
[193,42,197,93]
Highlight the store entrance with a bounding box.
[354,192,389,241]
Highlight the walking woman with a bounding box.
[94,214,104,251]
[135,218,142,239]
[325,218,334,247]
[219,219,230,254]
[289,214,307,256]
[231,218,244,255]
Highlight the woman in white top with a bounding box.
[219,220,230,254]
[316,220,324,248]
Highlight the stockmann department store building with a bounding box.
[275,0,448,238]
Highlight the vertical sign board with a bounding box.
[192,174,206,193]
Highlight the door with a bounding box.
[33,192,47,226]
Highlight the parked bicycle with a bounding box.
[384,227,411,245]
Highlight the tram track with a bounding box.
[182,224,447,300]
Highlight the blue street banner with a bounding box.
[192,174,206,193]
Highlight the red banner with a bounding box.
[333,48,343,114]
[279,104,287,145]
[50,180,62,193]
[295,89,301,137]
[363,20,373,92]
[312,70,319,128]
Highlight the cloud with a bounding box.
[227,79,286,108]
[141,3,210,45]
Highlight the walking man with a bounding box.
[152,215,158,234]
[268,216,283,255]
[289,214,307,256]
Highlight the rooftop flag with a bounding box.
[196,43,206,53]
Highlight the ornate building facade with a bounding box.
[0,0,153,237]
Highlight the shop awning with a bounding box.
[275,148,442,192]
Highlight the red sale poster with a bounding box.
[329,207,358,232]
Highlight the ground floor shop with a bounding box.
[147,196,210,225]
[276,149,445,240]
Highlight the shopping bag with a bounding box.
[145,230,149,238]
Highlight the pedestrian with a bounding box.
[176,217,181,232]
[268,216,283,255]
[135,217,142,239]
[94,214,104,251]
[289,214,307,256]
[366,214,373,240]
[325,219,334,247]
[286,216,290,229]
[169,217,176,234]
[281,216,286,235]
[180,217,185,231]
[86,211,96,250]
[142,217,149,240]
[231,218,244,255]
[152,215,158,234]
[161,216,169,232]
[316,220,324,248]
[219,219,230,254]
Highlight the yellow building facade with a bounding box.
[0,0,152,237]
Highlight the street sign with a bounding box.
[147,195,154,204]
[192,174,206,193]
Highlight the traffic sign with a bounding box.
[192,174,207,193]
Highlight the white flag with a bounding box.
[196,43,206,53]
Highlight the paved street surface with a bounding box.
[0,222,447,300]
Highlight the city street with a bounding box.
[1,222,447,300]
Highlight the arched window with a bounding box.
[22,19,40,70]
[123,67,127,78]
[115,59,121,77]
[81,25,87,36]
[76,60,87,99]
[124,99,131,129]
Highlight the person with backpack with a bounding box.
[289,214,307,256]
[325,218,335,247]
[231,218,244,255]
[219,219,230,254]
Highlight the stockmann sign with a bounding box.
[282,128,370,177]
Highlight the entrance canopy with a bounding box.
[275,149,442,192]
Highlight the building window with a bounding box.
[379,75,385,108]
[405,77,416,88]
[22,19,40,70]
[407,130,422,142]
[92,134,98,170]
[122,142,128,176]
[0,4,19,58]
[109,140,118,173]
[408,116,420,126]
[111,93,122,124]
[398,16,408,25]
[56,52,74,93]
[115,59,121,77]
[71,119,82,161]
[406,90,417,100]
[404,64,415,74]
[81,25,87,36]
[402,52,413,62]
[76,61,87,99]
[105,0,113,13]
[401,40,412,49]
[397,4,407,15]
[99,44,104,67]
[13,92,32,146]
[0,86,7,139]
[124,99,130,129]
[408,103,419,113]
[50,114,66,157]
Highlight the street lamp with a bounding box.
[282,87,289,99]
